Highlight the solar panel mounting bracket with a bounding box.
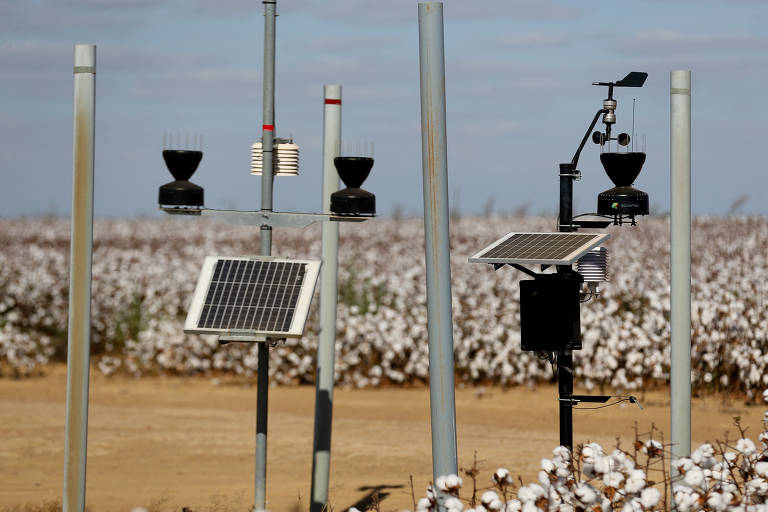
[218,334,285,345]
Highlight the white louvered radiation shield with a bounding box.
[576,246,608,283]
[251,137,300,176]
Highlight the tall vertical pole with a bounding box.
[670,70,692,467]
[417,2,459,490]
[557,163,575,451]
[310,85,342,512]
[63,43,96,512]
[255,1,276,510]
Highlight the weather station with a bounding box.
[469,72,649,450]
[155,2,376,511]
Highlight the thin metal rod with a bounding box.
[557,352,573,450]
[64,43,96,512]
[670,70,692,468]
[310,85,342,512]
[254,2,276,510]
[260,0,276,212]
[417,1,459,489]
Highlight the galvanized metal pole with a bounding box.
[417,1,459,488]
[310,84,342,512]
[255,1,276,510]
[670,70,692,466]
[63,43,96,512]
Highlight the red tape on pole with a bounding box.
[324,99,341,105]
[262,124,274,131]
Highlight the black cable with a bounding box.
[573,398,633,410]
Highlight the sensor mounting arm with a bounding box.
[571,109,608,167]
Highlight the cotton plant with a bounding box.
[408,392,768,512]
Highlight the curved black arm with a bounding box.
[571,109,608,167]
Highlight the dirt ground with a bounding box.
[0,365,764,512]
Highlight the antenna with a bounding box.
[632,98,636,152]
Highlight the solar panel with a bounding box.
[184,256,321,338]
[468,232,610,266]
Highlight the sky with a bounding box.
[2,0,767,219]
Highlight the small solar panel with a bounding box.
[184,256,321,338]
[468,232,610,266]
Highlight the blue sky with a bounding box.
[2,0,767,218]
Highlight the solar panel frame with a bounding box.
[468,232,610,266]
[184,256,321,338]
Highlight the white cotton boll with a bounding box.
[603,471,624,488]
[611,449,634,472]
[691,443,717,469]
[521,503,541,512]
[552,446,570,463]
[537,471,550,488]
[673,485,700,512]
[672,457,695,474]
[573,483,598,505]
[518,483,545,503]
[594,456,613,475]
[642,439,663,457]
[445,496,464,511]
[640,487,660,508]
[493,467,513,485]
[737,438,757,456]
[581,442,603,462]
[480,490,503,511]
[706,492,730,512]
[417,498,433,511]
[763,388,768,403]
[620,500,642,512]
[683,467,705,488]
[624,469,646,494]
[347,508,362,512]
[130,508,149,512]
[541,458,555,473]
[504,500,522,512]
[747,477,768,496]
[757,462,768,478]
[445,474,463,492]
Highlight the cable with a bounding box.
[573,398,633,410]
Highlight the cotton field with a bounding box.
[1,215,766,396]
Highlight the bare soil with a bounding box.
[0,365,762,511]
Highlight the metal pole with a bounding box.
[557,163,575,451]
[255,1,276,510]
[670,70,692,467]
[63,43,96,512]
[310,85,342,512]
[417,1,459,489]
